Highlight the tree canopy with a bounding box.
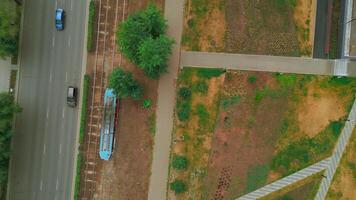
[108,68,143,100]
[0,92,21,183]
[117,4,173,79]
[0,0,20,57]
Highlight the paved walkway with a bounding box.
[181,51,356,77]
[315,99,356,200]
[237,158,331,200]
[147,1,185,200]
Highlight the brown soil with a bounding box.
[205,71,289,200]
[297,82,347,138]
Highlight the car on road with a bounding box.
[67,86,77,107]
[55,8,65,30]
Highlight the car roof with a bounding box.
[56,9,63,20]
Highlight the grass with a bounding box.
[221,95,240,110]
[74,75,90,200]
[328,0,341,59]
[87,0,95,52]
[246,164,270,193]
[272,119,344,175]
[197,68,225,79]
[146,113,156,137]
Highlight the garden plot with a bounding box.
[167,67,356,200]
[182,0,316,57]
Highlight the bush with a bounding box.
[142,99,152,108]
[79,75,90,143]
[179,87,192,100]
[109,68,143,100]
[177,102,191,121]
[197,68,225,79]
[194,80,208,94]
[172,155,188,170]
[170,180,187,194]
[248,75,257,84]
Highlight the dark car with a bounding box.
[55,8,65,30]
[67,86,77,107]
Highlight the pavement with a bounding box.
[315,99,356,200]
[237,158,331,200]
[7,0,87,199]
[147,0,185,200]
[181,51,356,77]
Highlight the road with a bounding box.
[313,0,330,58]
[147,0,185,199]
[7,0,87,199]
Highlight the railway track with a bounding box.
[79,0,127,199]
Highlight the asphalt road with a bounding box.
[7,0,87,199]
[313,0,330,58]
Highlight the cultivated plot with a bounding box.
[167,67,356,200]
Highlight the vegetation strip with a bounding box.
[87,0,95,51]
[74,75,90,200]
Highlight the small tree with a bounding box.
[117,4,167,65]
[170,180,187,194]
[172,155,188,170]
[138,35,174,79]
[178,87,191,100]
[108,68,143,100]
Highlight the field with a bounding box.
[181,0,316,57]
[167,67,356,200]
[326,128,356,199]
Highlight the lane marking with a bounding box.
[68,36,71,47]
[40,180,43,191]
[65,72,68,82]
[70,0,73,11]
[46,108,49,119]
[62,107,65,119]
[55,0,57,9]
[56,179,59,190]
[49,72,53,83]
[59,144,62,154]
[52,35,55,47]
[43,144,46,155]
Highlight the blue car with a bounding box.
[55,8,65,30]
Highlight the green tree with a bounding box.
[0,92,21,183]
[170,179,187,194]
[117,4,167,65]
[172,155,188,170]
[0,0,20,57]
[108,68,143,100]
[138,35,174,79]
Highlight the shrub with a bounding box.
[197,68,225,79]
[179,87,192,100]
[177,102,191,121]
[194,80,208,94]
[170,180,187,194]
[248,75,257,84]
[142,99,152,108]
[172,155,188,170]
[87,0,95,51]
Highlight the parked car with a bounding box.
[67,86,77,107]
[55,8,65,30]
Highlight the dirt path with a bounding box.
[147,0,185,199]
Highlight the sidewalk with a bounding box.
[147,0,185,200]
[181,51,356,77]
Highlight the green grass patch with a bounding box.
[274,73,297,89]
[74,75,90,200]
[221,95,240,110]
[193,80,208,95]
[146,113,156,137]
[196,68,225,79]
[246,164,270,193]
[177,102,191,122]
[195,104,209,127]
[272,119,344,175]
[329,0,341,59]
[87,0,95,51]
